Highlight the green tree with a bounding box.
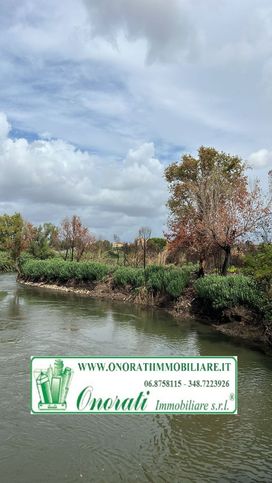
[0,213,29,260]
[28,223,59,259]
[148,238,167,253]
[243,244,272,294]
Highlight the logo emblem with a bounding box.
[35,359,73,410]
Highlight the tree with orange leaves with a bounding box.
[201,173,269,274]
[165,146,269,276]
[60,215,95,261]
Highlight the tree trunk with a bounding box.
[143,241,146,269]
[221,246,231,276]
[198,257,206,277]
[76,246,85,262]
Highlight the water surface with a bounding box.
[0,273,271,482]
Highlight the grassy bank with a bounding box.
[19,258,197,299]
[18,258,272,350]
[193,274,272,350]
[194,274,268,315]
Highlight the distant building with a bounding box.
[112,241,125,249]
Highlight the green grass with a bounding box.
[20,259,197,298]
[19,258,271,324]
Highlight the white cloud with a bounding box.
[0,112,11,139]
[0,0,271,235]
[0,0,271,160]
[0,113,167,239]
[92,143,166,219]
[248,149,272,169]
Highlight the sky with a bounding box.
[0,0,271,240]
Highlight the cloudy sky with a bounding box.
[0,0,271,240]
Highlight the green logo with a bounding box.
[35,359,73,410]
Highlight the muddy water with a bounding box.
[0,273,271,482]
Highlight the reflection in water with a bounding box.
[0,273,272,483]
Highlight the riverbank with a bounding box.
[18,277,271,355]
[2,271,272,482]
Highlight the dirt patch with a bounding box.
[213,321,272,354]
[18,278,135,303]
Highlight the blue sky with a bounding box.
[0,0,271,240]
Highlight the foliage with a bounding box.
[227,265,238,274]
[0,213,31,260]
[18,251,35,267]
[145,263,196,297]
[194,274,264,312]
[28,224,59,259]
[113,267,145,288]
[165,146,269,275]
[0,251,15,272]
[112,263,196,297]
[21,259,110,283]
[20,258,196,299]
[256,213,272,244]
[147,238,167,253]
[60,215,95,262]
[243,244,272,291]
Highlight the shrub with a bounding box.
[194,274,264,313]
[145,263,196,298]
[0,251,15,272]
[113,267,145,288]
[20,259,197,300]
[164,268,190,297]
[243,244,272,291]
[21,259,110,283]
[76,262,109,282]
[112,263,194,297]
[227,265,238,274]
[18,251,35,266]
[145,265,166,292]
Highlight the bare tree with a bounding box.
[138,226,151,269]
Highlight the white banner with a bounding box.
[31,356,238,414]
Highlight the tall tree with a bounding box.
[60,215,95,261]
[165,146,268,275]
[255,170,272,243]
[43,223,59,249]
[60,217,72,260]
[28,223,59,259]
[202,175,269,274]
[0,213,33,260]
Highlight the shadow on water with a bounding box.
[0,273,272,483]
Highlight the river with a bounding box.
[0,273,271,483]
